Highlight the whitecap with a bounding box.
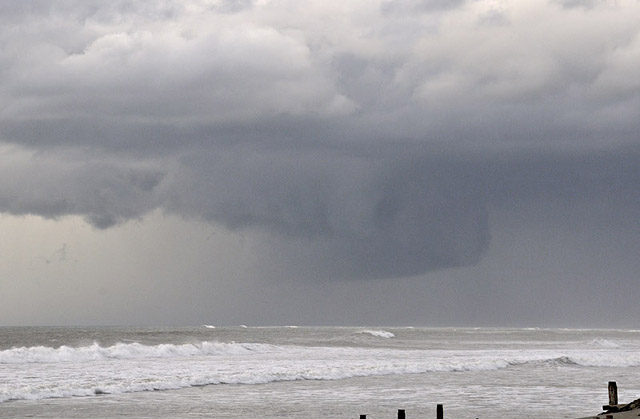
[590,339,621,348]
[359,330,395,339]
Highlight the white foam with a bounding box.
[589,339,621,348]
[3,341,640,403]
[0,345,511,403]
[359,330,395,338]
[0,341,277,364]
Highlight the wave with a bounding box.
[511,353,640,368]
[589,339,621,348]
[525,356,579,367]
[0,346,513,403]
[4,341,640,403]
[0,341,278,364]
[3,341,640,369]
[549,355,579,366]
[358,330,395,338]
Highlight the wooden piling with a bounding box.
[437,404,443,419]
[397,409,405,419]
[609,381,618,406]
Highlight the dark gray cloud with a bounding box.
[160,149,491,278]
[1,0,639,281]
[0,148,164,228]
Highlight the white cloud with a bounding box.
[2,0,640,133]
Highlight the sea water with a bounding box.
[2,326,640,418]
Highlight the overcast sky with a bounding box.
[1,0,639,327]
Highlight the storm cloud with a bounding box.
[1,0,639,280]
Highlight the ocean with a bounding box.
[1,326,639,418]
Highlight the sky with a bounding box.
[1,0,639,327]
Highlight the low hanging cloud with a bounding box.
[0,142,492,278]
[1,0,640,279]
[0,147,164,228]
[162,149,491,278]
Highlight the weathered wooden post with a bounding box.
[437,404,443,419]
[397,409,405,419]
[609,381,618,406]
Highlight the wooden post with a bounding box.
[609,381,618,406]
[437,404,443,419]
[398,409,405,419]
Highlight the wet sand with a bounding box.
[578,410,640,419]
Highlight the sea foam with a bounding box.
[0,341,277,364]
[3,340,640,403]
[589,339,621,348]
[359,330,395,338]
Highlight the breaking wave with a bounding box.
[0,341,278,364]
[358,330,395,338]
[3,341,640,403]
[528,356,580,367]
[589,339,621,348]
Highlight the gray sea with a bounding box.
[2,326,640,418]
